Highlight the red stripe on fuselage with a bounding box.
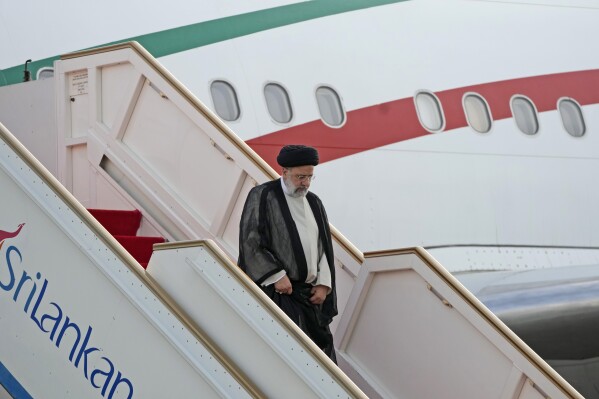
[247,69,599,168]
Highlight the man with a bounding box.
[238,145,337,361]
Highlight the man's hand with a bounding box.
[310,285,328,305]
[274,275,292,295]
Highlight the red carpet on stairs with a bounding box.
[88,208,165,268]
[114,235,165,265]
[88,209,142,236]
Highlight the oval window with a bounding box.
[37,67,54,80]
[558,98,585,137]
[415,91,444,132]
[210,80,240,121]
[264,83,293,124]
[511,96,539,135]
[316,86,345,127]
[463,93,492,133]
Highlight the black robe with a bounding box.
[238,179,337,357]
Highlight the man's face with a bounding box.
[282,165,315,197]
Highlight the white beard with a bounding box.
[283,177,308,198]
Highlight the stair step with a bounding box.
[114,235,165,267]
[88,208,142,236]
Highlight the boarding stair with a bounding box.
[0,41,583,398]
[0,122,362,398]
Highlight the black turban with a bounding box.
[276,145,319,167]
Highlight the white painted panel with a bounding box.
[335,251,577,399]
[345,269,512,398]
[330,259,355,334]
[518,380,547,399]
[93,170,134,211]
[0,79,57,176]
[122,80,243,227]
[221,175,255,255]
[100,62,139,130]
[68,70,89,139]
[70,144,90,207]
[69,94,89,138]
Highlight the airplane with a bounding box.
[2,0,599,397]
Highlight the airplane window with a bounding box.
[264,83,293,124]
[414,91,444,132]
[558,98,585,137]
[316,86,345,127]
[511,96,538,135]
[37,67,54,80]
[463,93,492,133]
[210,80,240,121]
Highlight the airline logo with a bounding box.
[0,223,25,250]
[0,224,135,398]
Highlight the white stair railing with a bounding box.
[334,247,582,399]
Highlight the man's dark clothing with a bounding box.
[238,179,337,359]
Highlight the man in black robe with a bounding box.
[238,145,337,361]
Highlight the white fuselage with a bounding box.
[2,0,599,267]
[159,1,599,265]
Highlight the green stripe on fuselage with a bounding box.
[1,0,407,86]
